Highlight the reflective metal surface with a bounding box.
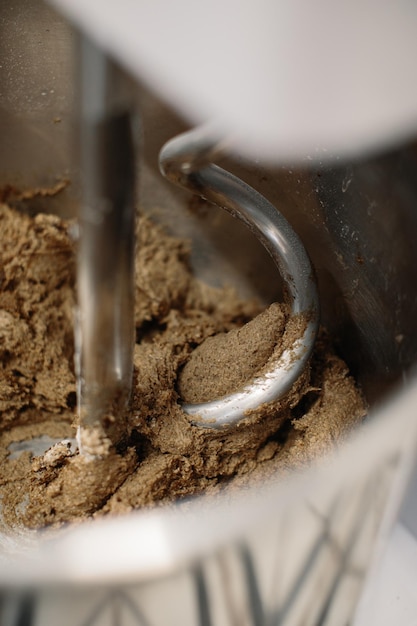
[160,127,319,427]
[76,36,136,455]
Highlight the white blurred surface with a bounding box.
[355,454,417,626]
[354,522,417,626]
[48,0,417,161]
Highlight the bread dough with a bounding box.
[0,203,366,529]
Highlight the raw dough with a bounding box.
[0,203,366,529]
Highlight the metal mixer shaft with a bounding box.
[76,37,136,456]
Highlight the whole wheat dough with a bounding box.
[0,203,366,529]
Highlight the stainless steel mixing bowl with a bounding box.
[1,2,417,624]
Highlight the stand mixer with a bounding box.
[2,1,417,624]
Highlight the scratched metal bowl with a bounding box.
[1,2,417,625]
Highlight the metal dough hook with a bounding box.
[159,126,320,429]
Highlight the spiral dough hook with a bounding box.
[159,126,319,429]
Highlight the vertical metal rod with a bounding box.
[76,35,136,456]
